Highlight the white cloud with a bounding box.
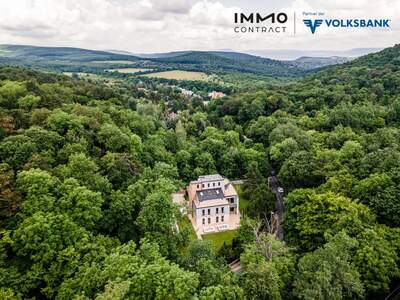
[0,0,397,53]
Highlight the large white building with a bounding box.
[188,174,240,235]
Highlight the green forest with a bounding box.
[1,44,400,299]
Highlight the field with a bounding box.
[144,70,209,81]
[202,230,237,252]
[90,60,137,64]
[108,68,152,73]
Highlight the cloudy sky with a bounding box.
[0,0,398,53]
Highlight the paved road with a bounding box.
[267,175,285,240]
[385,286,400,300]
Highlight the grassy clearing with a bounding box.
[107,68,152,74]
[90,60,137,64]
[235,184,250,214]
[202,230,237,252]
[144,70,209,81]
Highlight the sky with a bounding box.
[0,0,398,53]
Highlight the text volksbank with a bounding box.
[304,18,390,34]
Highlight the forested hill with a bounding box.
[0,45,361,77]
[0,44,141,62]
[345,43,400,68]
[1,44,400,299]
[0,45,307,76]
[153,51,306,76]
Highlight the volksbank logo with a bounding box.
[303,19,323,34]
[303,18,391,34]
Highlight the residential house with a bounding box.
[208,91,226,99]
[188,174,240,235]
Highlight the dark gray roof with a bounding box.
[196,188,224,201]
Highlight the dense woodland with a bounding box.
[0,45,400,299]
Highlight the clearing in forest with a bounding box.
[145,70,209,81]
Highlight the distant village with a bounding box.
[179,87,226,99]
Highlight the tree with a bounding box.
[0,80,27,109]
[240,232,295,300]
[199,285,244,300]
[245,116,277,146]
[57,178,104,230]
[339,140,364,173]
[353,227,399,295]
[46,110,83,135]
[247,182,275,218]
[278,151,323,190]
[269,137,299,164]
[284,189,374,250]
[0,163,20,217]
[175,120,187,149]
[11,212,91,298]
[101,186,142,243]
[58,241,199,300]
[17,168,59,215]
[57,153,111,194]
[183,240,229,288]
[98,123,131,153]
[100,152,141,189]
[354,172,400,226]
[95,281,130,300]
[293,231,364,300]
[18,94,41,110]
[194,152,216,176]
[0,135,37,169]
[176,150,193,182]
[135,179,178,257]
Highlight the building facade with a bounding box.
[208,91,226,99]
[188,174,240,235]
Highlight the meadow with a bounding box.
[108,68,153,73]
[144,70,209,81]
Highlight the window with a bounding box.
[221,216,224,222]
[207,183,210,187]
[230,198,234,204]
[202,184,204,188]
[208,209,210,215]
[213,182,215,187]
[216,216,219,223]
[221,207,224,213]
[216,207,219,214]
[202,218,205,225]
[230,207,234,212]
[208,218,211,224]
[218,182,220,186]
[202,209,205,216]
[197,184,199,188]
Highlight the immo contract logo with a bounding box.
[233,12,288,33]
[303,14,391,34]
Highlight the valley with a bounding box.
[1,43,400,299]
